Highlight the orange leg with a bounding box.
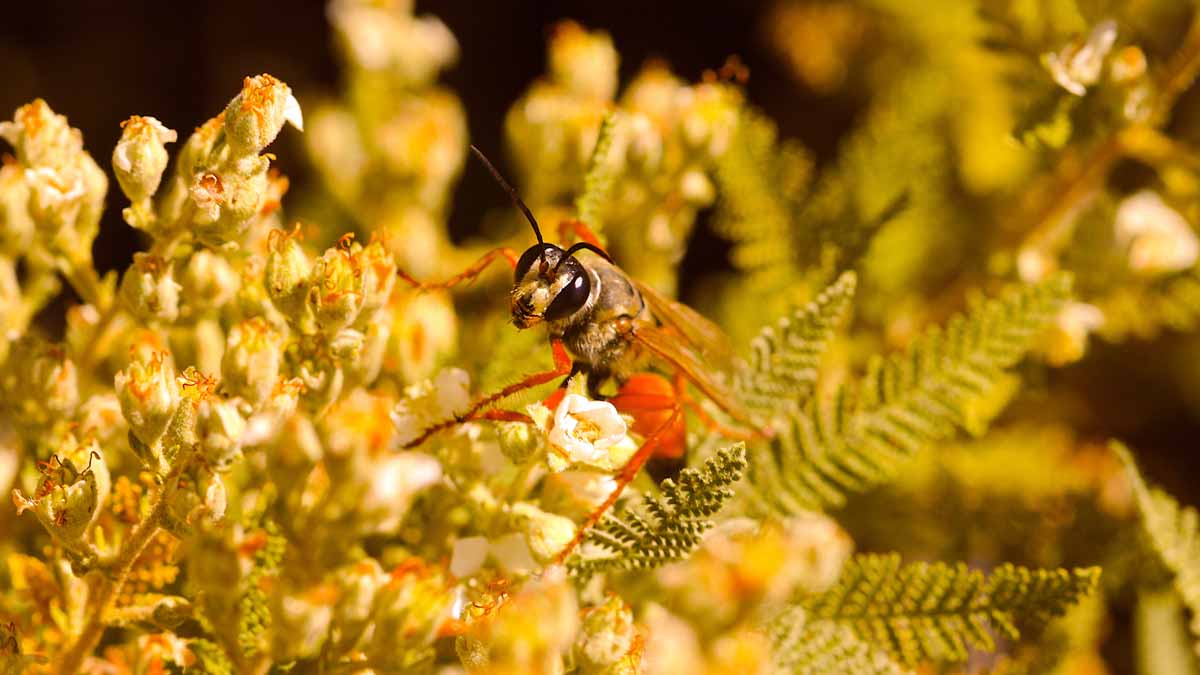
[400,341,573,449]
[396,247,520,291]
[557,219,606,250]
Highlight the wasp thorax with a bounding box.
[510,244,592,328]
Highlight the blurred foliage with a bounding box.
[2,0,1200,673]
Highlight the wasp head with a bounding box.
[510,243,593,329]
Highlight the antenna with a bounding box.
[469,145,543,245]
[555,241,614,272]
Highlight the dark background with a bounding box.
[0,0,857,273]
[2,0,1198,498]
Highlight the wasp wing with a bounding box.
[630,322,756,427]
[630,279,736,376]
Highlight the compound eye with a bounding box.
[515,244,555,282]
[544,270,591,321]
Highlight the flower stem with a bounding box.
[53,452,191,674]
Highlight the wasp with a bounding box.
[397,146,766,560]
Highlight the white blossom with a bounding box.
[1115,190,1199,276]
[1043,19,1117,96]
[390,367,472,447]
[545,393,636,471]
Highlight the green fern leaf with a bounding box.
[746,274,1071,513]
[791,553,1099,667]
[736,271,856,417]
[1115,441,1200,656]
[713,107,810,285]
[768,605,914,675]
[567,444,747,580]
[574,112,620,236]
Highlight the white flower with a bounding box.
[512,502,577,563]
[1115,190,1200,276]
[1040,301,1105,366]
[390,367,472,447]
[360,452,442,533]
[545,394,634,471]
[449,532,539,578]
[1043,19,1117,96]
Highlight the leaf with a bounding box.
[746,274,1071,513]
[567,445,747,580]
[1116,441,1200,657]
[574,112,621,236]
[782,553,1100,667]
[735,271,856,418]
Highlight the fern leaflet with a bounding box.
[1115,441,1200,656]
[768,605,913,675]
[735,271,856,417]
[567,445,746,580]
[574,112,620,236]
[746,274,1071,513]
[783,553,1100,667]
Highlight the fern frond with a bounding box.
[1096,270,1200,342]
[768,605,913,675]
[713,107,810,285]
[735,271,856,417]
[574,112,620,236]
[1115,441,1200,656]
[567,445,747,580]
[238,518,285,658]
[789,553,1099,667]
[746,274,1071,513]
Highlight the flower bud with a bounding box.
[511,502,576,563]
[12,445,105,545]
[1042,19,1117,96]
[349,310,390,386]
[1115,190,1199,277]
[1039,302,1104,366]
[74,151,108,245]
[575,595,636,673]
[1110,45,1147,85]
[332,559,387,649]
[222,318,285,406]
[327,328,362,359]
[115,351,178,446]
[549,22,619,101]
[222,74,303,157]
[176,114,225,180]
[0,99,83,169]
[181,249,240,311]
[356,238,397,316]
[120,253,182,323]
[308,245,365,332]
[24,166,84,234]
[0,157,35,254]
[112,116,177,203]
[498,420,541,465]
[387,289,458,383]
[1,338,79,428]
[265,229,313,323]
[196,396,246,469]
[189,159,270,246]
[272,590,334,661]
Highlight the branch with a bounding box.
[53,450,192,675]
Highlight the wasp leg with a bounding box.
[553,402,684,564]
[670,372,765,442]
[557,219,606,250]
[395,247,520,291]
[400,341,574,449]
[560,362,590,389]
